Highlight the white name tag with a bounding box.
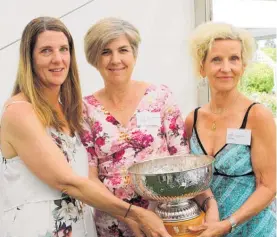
[226,128,251,146]
[136,111,161,127]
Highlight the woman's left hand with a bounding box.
[188,220,231,237]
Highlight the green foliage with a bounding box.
[240,63,274,93]
[261,47,276,62]
[240,62,276,117]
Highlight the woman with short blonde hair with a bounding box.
[189,22,256,79]
[185,22,276,236]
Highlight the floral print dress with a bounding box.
[81,84,189,237]
[0,127,97,237]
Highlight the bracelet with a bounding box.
[201,195,215,211]
[225,215,237,233]
[124,203,133,218]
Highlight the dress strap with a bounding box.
[240,102,259,129]
[193,107,201,128]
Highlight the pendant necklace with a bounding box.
[210,94,240,132]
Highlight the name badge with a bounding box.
[136,111,161,127]
[226,128,251,146]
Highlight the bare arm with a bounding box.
[2,103,131,217]
[89,167,145,237]
[184,110,194,141]
[230,105,276,225]
[2,103,171,237]
[194,189,219,223]
[190,105,276,236]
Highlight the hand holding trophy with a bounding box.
[128,154,213,237]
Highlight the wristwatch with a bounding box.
[226,215,237,233]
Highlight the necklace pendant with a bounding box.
[211,121,216,131]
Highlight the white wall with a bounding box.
[0,0,197,116]
[212,0,277,28]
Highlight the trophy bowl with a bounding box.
[128,154,214,237]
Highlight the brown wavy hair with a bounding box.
[12,16,83,133]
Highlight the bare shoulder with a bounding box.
[185,110,195,128]
[3,100,34,123]
[91,88,104,99]
[247,103,276,141]
[2,100,44,138]
[136,80,151,87]
[248,103,275,127]
[184,110,195,139]
[133,80,151,92]
[184,105,209,126]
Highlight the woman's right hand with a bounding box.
[116,214,145,237]
[124,218,146,237]
[130,206,172,237]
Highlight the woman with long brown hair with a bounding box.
[0,16,171,237]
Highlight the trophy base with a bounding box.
[164,211,205,237]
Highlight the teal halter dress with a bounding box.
[190,103,276,237]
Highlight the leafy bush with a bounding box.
[240,63,274,93]
[239,62,276,117]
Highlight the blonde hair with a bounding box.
[84,17,141,67]
[189,22,256,78]
[13,16,83,133]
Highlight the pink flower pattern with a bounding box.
[80,84,189,237]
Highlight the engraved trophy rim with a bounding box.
[128,154,214,175]
[128,154,214,201]
[128,154,214,223]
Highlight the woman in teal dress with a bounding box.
[185,22,276,236]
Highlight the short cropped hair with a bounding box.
[84,17,141,67]
[189,22,256,78]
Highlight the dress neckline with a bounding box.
[193,128,228,158]
[89,84,153,128]
[192,102,257,158]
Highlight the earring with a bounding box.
[197,77,208,89]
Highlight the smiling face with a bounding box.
[32,30,70,90]
[201,39,245,93]
[97,34,136,85]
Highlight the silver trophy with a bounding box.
[128,154,213,237]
